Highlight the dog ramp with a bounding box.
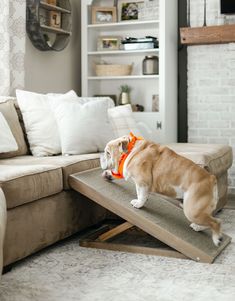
[69,168,231,263]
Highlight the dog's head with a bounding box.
[102,135,131,172]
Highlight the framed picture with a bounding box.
[91,6,117,24]
[117,0,144,22]
[97,36,122,51]
[152,94,159,112]
[138,0,159,21]
[48,11,61,28]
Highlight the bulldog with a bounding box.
[101,133,223,247]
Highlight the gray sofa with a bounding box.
[0,97,233,267]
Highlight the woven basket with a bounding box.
[95,64,133,76]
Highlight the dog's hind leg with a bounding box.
[186,208,222,246]
[131,184,149,209]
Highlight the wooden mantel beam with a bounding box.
[180,24,235,46]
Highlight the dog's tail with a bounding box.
[212,176,219,209]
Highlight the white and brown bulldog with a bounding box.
[101,133,223,247]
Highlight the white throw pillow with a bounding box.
[51,98,114,155]
[108,104,142,138]
[16,89,78,156]
[0,112,18,153]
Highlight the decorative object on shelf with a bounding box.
[187,0,190,27]
[91,6,117,24]
[118,85,132,105]
[138,0,159,21]
[26,0,72,51]
[142,55,158,75]
[97,36,122,51]
[152,94,159,112]
[117,0,144,22]
[49,11,61,28]
[121,36,158,50]
[132,104,144,112]
[203,0,207,26]
[94,94,117,105]
[46,0,57,5]
[94,62,133,76]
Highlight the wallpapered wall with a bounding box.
[0,0,25,95]
[24,0,81,95]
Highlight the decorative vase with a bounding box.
[119,92,131,105]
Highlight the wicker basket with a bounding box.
[95,64,133,76]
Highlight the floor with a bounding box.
[0,208,235,301]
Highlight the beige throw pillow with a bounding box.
[0,99,28,158]
[0,112,18,153]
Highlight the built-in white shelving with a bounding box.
[87,19,159,29]
[88,75,159,80]
[81,0,178,143]
[88,49,159,55]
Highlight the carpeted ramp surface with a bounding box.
[69,168,231,263]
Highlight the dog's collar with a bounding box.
[111,132,143,179]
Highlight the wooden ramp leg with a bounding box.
[80,221,189,260]
[97,222,133,242]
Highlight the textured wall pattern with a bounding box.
[0,0,26,96]
[188,0,235,191]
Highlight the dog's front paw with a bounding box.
[102,170,113,181]
[131,199,144,209]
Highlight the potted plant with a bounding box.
[118,85,132,105]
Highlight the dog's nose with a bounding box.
[100,153,108,170]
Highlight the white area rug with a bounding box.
[0,209,235,301]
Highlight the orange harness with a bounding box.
[111,132,143,179]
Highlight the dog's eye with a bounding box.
[106,151,110,157]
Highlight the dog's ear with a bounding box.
[119,140,129,153]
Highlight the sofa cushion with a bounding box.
[13,99,30,151]
[51,98,114,155]
[16,90,79,157]
[0,154,100,192]
[0,112,18,153]
[37,154,101,189]
[108,104,142,138]
[0,98,28,158]
[166,143,233,176]
[0,188,6,275]
[0,161,63,209]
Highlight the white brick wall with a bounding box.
[188,0,235,192]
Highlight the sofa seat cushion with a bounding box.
[0,160,63,209]
[31,154,101,189]
[37,154,101,190]
[0,154,100,192]
[166,143,233,176]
